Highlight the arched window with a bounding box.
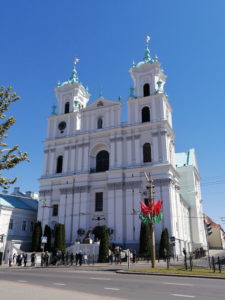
[142,106,150,123]
[143,143,152,163]
[96,150,109,172]
[64,102,70,114]
[56,155,63,173]
[143,83,150,97]
[97,117,103,129]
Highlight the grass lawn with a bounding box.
[130,267,225,277]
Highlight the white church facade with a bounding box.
[38,39,207,255]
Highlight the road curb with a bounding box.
[116,270,225,280]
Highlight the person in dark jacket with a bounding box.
[70,252,74,265]
[23,253,27,267]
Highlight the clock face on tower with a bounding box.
[58,121,66,132]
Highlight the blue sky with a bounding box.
[1,0,225,226]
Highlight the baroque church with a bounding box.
[38,38,207,255]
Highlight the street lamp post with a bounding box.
[146,174,156,268]
[140,172,162,268]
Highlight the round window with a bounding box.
[58,121,66,131]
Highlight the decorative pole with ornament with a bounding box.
[139,173,163,268]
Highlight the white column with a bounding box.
[80,189,88,229]
[159,97,165,120]
[77,146,82,171]
[126,189,133,241]
[134,102,139,123]
[63,147,69,173]
[73,191,81,240]
[53,119,58,138]
[152,98,156,122]
[107,189,115,230]
[161,132,168,162]
[152,134,159,162]
[70,146,76,173]
[115,189,123,242]
[65,193,73,244]
[134,137,141,165]
[67,115,71,136]
[110,139,115,168]
[127,139,132,166]
[161,181,173,236]
[91,114,95,130]
[43,150,49,175]
[134,188,140,241]
[83,144,89,171]
[116,139,122,167]
[49,150,55,174]
[105,110,109,128]
[58,193,66,224]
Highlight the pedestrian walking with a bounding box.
[8,254,12,267]
[41,252,45,267]
[31,252,36,267]
[17,254,22,266]
[44,251,49,267]
[79,251,83,266]
[75,252,79,266]
[70,252,74,265]
[132,250,136,263]
[13,253,16,264]
[23,253,27,267]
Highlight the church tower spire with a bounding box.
[143,35,152,64]
[55,58,90,114]
[69,57,79,84]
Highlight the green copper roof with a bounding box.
[133,36,157,68]
[58,58,80,87]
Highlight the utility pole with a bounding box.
[145,173,156,268]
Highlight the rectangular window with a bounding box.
[22,221,27,231]
[9,219,13,230]
[52,204,58,217]
[95,192,103,212]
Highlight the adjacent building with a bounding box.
[0,188,38,263]
[38,38,207,255]
[205,215,225,250]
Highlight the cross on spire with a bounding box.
[144,35,152,64]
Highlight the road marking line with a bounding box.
[164,282,193,286]
[53,283,66,286]
[90,277,111,280]
[17,280,28,283]
[104,287,120,291]
[171,294,195,298]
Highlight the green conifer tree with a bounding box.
[139,222,151,257]
[54,224,66,252]
[98,226,109,263]
[159,228,169,258]
[0,86,29,188]
[32,221,42,251]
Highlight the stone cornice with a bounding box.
[44,119,174,145]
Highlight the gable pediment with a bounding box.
[83,97,121,112]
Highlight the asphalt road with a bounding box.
[0,267,225,300]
